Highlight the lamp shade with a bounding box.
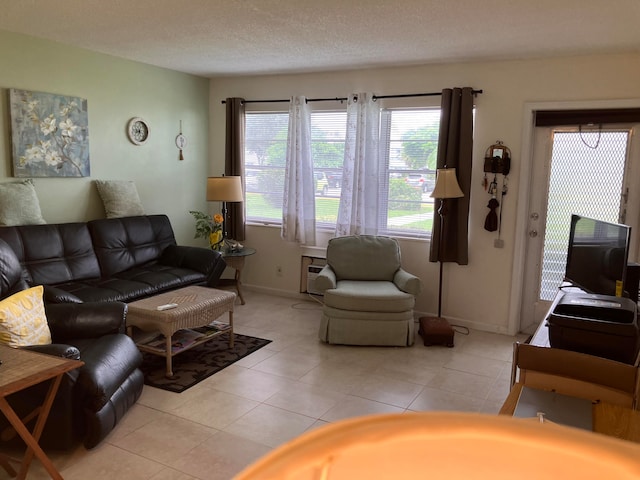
[206,176,244,202]
[430,168,464,199]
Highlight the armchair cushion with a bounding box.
[327,235,401,281]
[324,281,415,312]
[0,285,51,347]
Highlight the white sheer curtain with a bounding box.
[335,92,381,236]
[281,96,316,245]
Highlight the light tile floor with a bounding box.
[6,291,527,480]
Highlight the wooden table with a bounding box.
[500,383,640,443]
[0,345,83,479]
[127,286,236,378]
[219,247,256,305]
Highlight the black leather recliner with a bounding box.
[0,240,144,450]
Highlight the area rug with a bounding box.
[140,333,272,393]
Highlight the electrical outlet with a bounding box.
[276,265,283,276]
[494,238,504,248]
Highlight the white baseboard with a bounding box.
[243,284,511,335]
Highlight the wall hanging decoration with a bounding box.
[9,89,90,177]
[483,141,511,246]
[175,120,187,160]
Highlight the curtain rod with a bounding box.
[221,89,483,105]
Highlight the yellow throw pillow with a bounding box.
[0,286,52,347]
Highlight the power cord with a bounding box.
[450,324,470,335]
[291,293,324,309]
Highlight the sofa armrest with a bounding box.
[393,269,423,296]
[43,286,83,304]
[22,343,81,360]
[159,245,227,287]
[315,265,337,292]
[45,302,127,342]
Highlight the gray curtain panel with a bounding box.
[225,97,246,241]
[429,87,474,265]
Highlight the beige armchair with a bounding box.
[315,235,423,346]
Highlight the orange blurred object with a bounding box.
[235,412,640,480]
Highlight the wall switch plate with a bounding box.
[494,238,505,248]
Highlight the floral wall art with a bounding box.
[9,89,90,177]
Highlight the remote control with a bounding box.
[156,303,178,311]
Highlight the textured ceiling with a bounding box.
[0,0,639,77]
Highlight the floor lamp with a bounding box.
[206,176,244,242]
[430,168,464,319]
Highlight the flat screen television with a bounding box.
[564,214,631,297]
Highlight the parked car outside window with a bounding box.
[315,172,329,195]
[405,173,435,193]
[327,171,342,188]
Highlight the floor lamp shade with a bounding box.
[430,168,464,200]
[206,176,244,202]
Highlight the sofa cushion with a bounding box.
[0,285,52,347]
[0,222,101,285]
[0,179,46,226]
[323,280,415,313]
[88,215,177,277]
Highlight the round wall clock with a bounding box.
[127,117,150,145]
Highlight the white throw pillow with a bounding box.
[95,180,145,218]
[0,179,46,226]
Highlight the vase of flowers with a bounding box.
[189,211,224,251]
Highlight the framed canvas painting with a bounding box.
[9,89,90,177]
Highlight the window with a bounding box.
[244,112,288,224]
[244,107,441,238]
[379,109,439,238]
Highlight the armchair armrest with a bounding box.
[159,245,227,287]
[315,265,337,292]
[393,269,423,296]
[45,302,127,342]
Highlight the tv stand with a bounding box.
[529,289,640,365]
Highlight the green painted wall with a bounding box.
[0,30,210,245]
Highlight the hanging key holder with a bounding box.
[483,141,512,233]
[483,141,511,176]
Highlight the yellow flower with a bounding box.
[213,213,224,225]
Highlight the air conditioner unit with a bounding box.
[307,265,324,295]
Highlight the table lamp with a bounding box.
[206,176,244,241]
[430,168,464,318]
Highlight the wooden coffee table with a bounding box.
[0,345,83,479]
[126,286,236,377]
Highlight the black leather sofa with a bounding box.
[0,214,227,303]
[0,215,227,450]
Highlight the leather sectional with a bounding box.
[0,214,227,449]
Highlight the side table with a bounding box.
[0,345,83,479]
[219,247,256,305]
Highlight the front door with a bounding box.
[519,124,640,334]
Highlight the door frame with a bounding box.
[507,98,640,335]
